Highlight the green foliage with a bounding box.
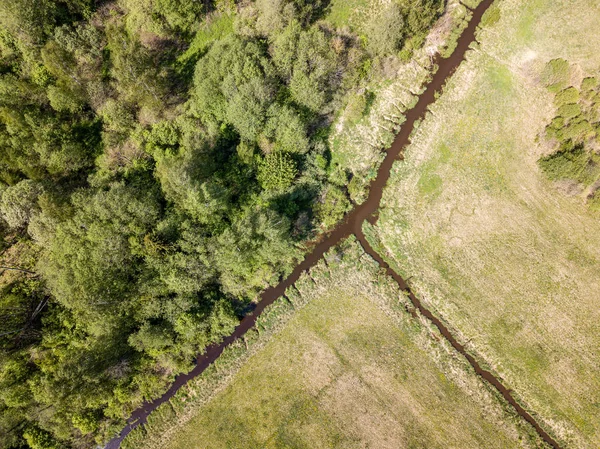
[324,0,369,30]
[586,189,600,211]
[23,426,63,449]
[0,0,445,446]
[539,63,600,200]
[561,118,595,142]
[344,92,369,123]
[364,0,443,58]
[539,144,600,185]
[179,12,234,64]
[211,208,299,297]
[248,0,327,37]
[314,185,350,229]
[554,86,579,107]
[287,26,337,112]
[236,140,256,165]
[71,411,99,435]
[40,182,161,333]
[227,77,275,140]
[365,3,405,57]
[0,0,57,44]
[581,76,599,92]
[557,102,581,119]
[120,0,204,36]
[541,58,570,92]
[46,85,83,112]
[106,24,170,113]
[262,104,309,154]
[257,151,298,191]
[0,179,43,228]
[481,4,501,27]
[191,35,276,134]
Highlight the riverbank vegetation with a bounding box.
[0,0,453,447]
[370,0,600,446]
[127,238,544,449]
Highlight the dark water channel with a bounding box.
[105,1,560,447]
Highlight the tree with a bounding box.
[23,426,62,449]
[42,23,106,110]
[0,0,56,44]
[211,208,299,297]
[226,76,274,141]
[313,185,350,229]
[153,146,231,225]
[120,0,204,36]
[39,182,161,335]
[144,219,216,295]
[287,27,337,112]
[191,35,277,136]
[257,151,297,191]
[364,2,405,57]
[107,24,170,113]
[262,103,309,154]
[0,179,43,229]
[0,106,101,180]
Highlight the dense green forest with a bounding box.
[0,0,443,447]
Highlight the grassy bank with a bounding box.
[327,0,477,203]
[129,238,545,449]
[372,0,600,446]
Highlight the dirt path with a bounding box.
[105,1,560,447]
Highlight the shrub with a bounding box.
[557,103,581,120]
[23,426,63,449]
[539,144,597,185]
[554,87,579,107]
[540,58,570,92]
[481,5,501,27]
[581,76,599,92]
[314,185,351,229]
[364,2,405,57]
[561,119,595,142]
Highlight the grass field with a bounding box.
[370,0,600,447]
[160,239,542,449]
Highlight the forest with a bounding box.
[0,0,443,447]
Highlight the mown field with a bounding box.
[369,0,600,447]
[159,239,542,449]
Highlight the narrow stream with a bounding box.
[105,1,560,448]
[355,229,561,449]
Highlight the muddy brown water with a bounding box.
[105,1,560,448]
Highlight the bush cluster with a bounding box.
[539,60,600,204]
